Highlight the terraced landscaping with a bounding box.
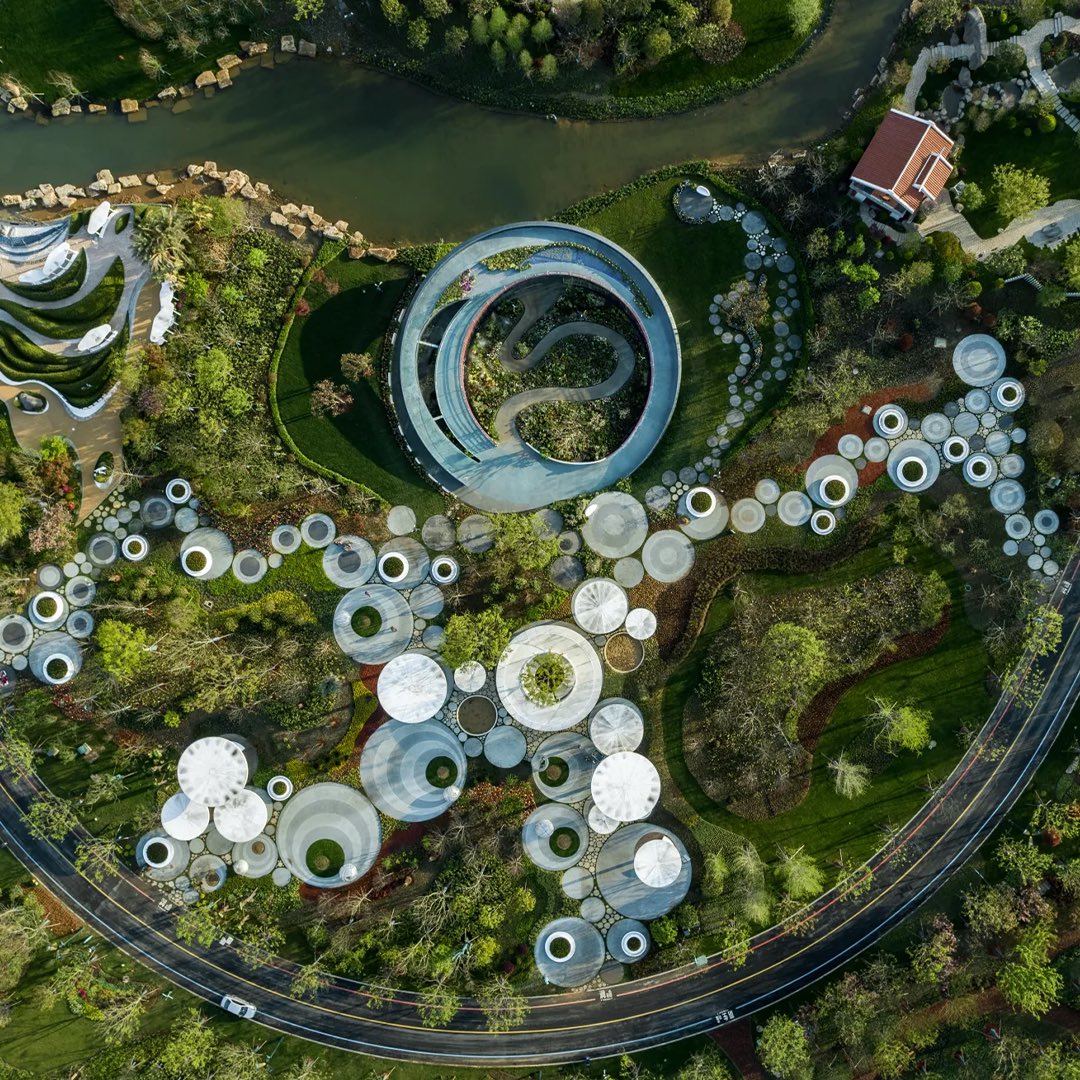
[1,248,87,301]
[0,256,125,339]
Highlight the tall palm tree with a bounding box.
[132,205,191,279]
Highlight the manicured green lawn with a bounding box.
[0,257,125,339]
[658,541,994,872]
[275,254,444,516]
[958,121,1079,236]
[0,0,247,102]
[579,173,803,492]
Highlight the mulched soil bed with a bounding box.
[32,885,82,935]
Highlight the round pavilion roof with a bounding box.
[377,652,448,724]
[176,737,251,808]
[213,788,270,843]
[571,578,629,636]
[633,835,682,888]
[589,699,644,755]
[595,824,691,919]
[590,752,660,822]
[160,791,210,841]
[624,608,657,641]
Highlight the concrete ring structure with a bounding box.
[0,615,32,654]
[378,538,430,590]
[430,555,460,585]
[730,497,767,533]
[607,919,651,964]
[323,537,376,588]
[886,440,940,493]
[595,825,691,920]
[684,486,717,519]
[873,404,908,439]
[532,732,602,803]
[642,530,695,583]
[65,576,95,607]
[231,834,278,878]
[389,223,681,513]
[624,607,657,641]
[806,454,859,508]
[777,491,813,527]
[160,792,211,841]
[943,435,970,464]
[582,492,650,558]
[271,524,302,555]
[276,781,382,887]
[28,631,81,685]
[483,724,528,768]
[522,803,589,871]
[496,622,603,731]
[121,534,150,562]
[534,917,606,988]
[29,590,67,630]
[964,388,991,413]
[86,532,119,568]
[232,549,268,586]
[1005,514,1031,540]
[572,578,629,636]
[991,377,1025,412]
[589,699,645,755]
[377,652,449,723]
[180,528,234,581]
[359,718,467,822]
[591,752,661,822]
[963,453,998,489]
[953,334,1006,386]
[300,513,336,549]
[810,510,836,536]
[165,478,192,505]
[137,833,189,882]
[140,495,174,529]
[333,584,414,665]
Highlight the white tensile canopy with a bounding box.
[18,242,75,285]
[177,736,251,807]
[633,836,683,888]
[87,201,113,238]
[160,791,210,841]
[589,701,644,755]
[213,789,269,844]
[590,752,661,822]
[150,280,177,345]
[76,324,117,354]
[571,578,629,636]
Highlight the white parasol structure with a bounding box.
[590,752,661,823]
[87,201,113,238]
[150,280,177,345]
[377,652,448,723]
[589,700,644,755]
[633,836,683,888]
[76,324,118,354]
[160,791,210,841]
[571,578,629,636]
[18,242,76,285]
[213,789,269,844]
[177,736,253,807]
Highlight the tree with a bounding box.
[1023,604,1063,658]
[132,205,190,279]
[992,163,1051,223]
[538,53,558,80]
[96,619,153,683]
[488,4,509,36]
[100,986,153,1045]
[157,1009,219,1078]
[283,1059,330,1080]
[381,0,407,24]
[0,483,27,547]
[25,796,77,841]
[407,16,431,49]
[710,0,733,21]
[961,882,1019,940]
[290,960,329,999]
[174,902,221,947]
[421,0,451,15]
[757,1014,812,1080]
[340,352,374,381]
[873,699,931,755]
[998,956,1062,1017]
[291,0,325,17]
[83,772,127,808]
[759,622,828,714]
[74,835,123,883]
[961,180,985,211]
[517,48,533,77]
[1063,235,1080,290]
[441,607,512,668]
[678,1047,735,1080]
[917,0,963,32]
[785,0,820,37]
[417,983,460,1027]
[645,28,673,61]
[471,13,490,44]
[477,974,528,1031]
[531,16,553,44]
[689,21,746,64]
[309,380,354,418]
[445,25,469,51]
[828,753,870,799]
[775,846,824,901]
[995,837,1053,887]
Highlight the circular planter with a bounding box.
[143,838,175,869]
[42,653,75,685]
[897,456,928,488]
[30,591,64,626]
[378,552,410,584]
[621,931,648,959]
[874,405,908,438]
[810,510,836,536]
[456,695,497,735]
[182,546,212,578]
[121,534,149,561]
[943,436,970,464]
[685,486,717,519]
[544,931,577,963]
[521,652,576,706]
[166,478,192,505]
[267,775,294,801]
[430,555,459,584]
[603,632,644,674]
[818,474,850,508]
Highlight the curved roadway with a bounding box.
[0,555,1077,1065]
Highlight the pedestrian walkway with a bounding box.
[920,188,1080,255]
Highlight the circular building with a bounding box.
[136,832,189,882]
[582,492,650,558]
[231,549,267,586]
[572,578,629,636]
[953,334,1006,386]
[377,652,449,724]
[231,834,278,879]
[496,622,603,732]
[633,835,683,887]
[607,919,651,964]
[589,699,645,755]
[532,732,602,804]
[590,752,661,823]
[28,631,81,685]
[160,791,210,841]
[886,440,941,494]
[534,917,607,988]
[176,736,254,808]
[522,803,589,871]
[806,454,859,508]
[300,513,336,549]
[276,781,382,888]
[271,524,302,555]
[0,615,32,655]
[454,660,487,692]
[359,719,467,822]
[595,824,691,919]
[213,788,270,844]
[625,608,657,641]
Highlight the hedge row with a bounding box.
[2,249,88,302]
[0,256,125,339]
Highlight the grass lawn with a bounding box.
[578,173,805,492]
[613,0,815,100]
[275,254,444,517]
[658,539,994,872]
[0,0,248,102]
[958,120,1080,237]
[0,257,125,340]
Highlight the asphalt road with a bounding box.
[1,555,1078,1067]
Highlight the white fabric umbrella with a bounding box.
[590,752,661,822]
[633,836,682,888]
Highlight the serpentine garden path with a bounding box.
[0,0,905,239]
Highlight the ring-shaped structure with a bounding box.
[29,631,81,685]
[0,615,32,654]
[300,513,336,549]
[496,622,603,731]
[534,918,606,987]
[989,478,1026,515]
[276,781,382,887]
[777,491,813,527]
[86,532,119,568]
[140,495,173,529]
[323,537,375,588]
[137,833,189,882]
[730,497,767,534]
[1005,514,1031,540]
[943,436,970,464]
[165,478,192,505]
[378,538,430,590]
[582,492,650,558]
[65,610,94,639]
[806,454,859,508]
[607,919,651,963]
[920,413,952,444]
[532,732,602,803]
[810,510,836,536]
[271,524,302,555]
[679,493,729,541]
[873,404,908,439]
[991,377,1025,412]
[65,576,95,607]
[522,803,589,871]
[953,334,1006,386]
[359,719,467,822]
[595,825,691,919]
[1034,509,1060,535]
[430,555,460,585]
[180,528,234,581]
[390,223,681,512]
[121,534,150,562]
[333,585,414,665]
[886,440,941,493]
[963,453,998,489]
[232,549,268,586]
[572,578,629,636]
[29,590,67,630]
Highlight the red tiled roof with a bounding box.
[852,110,955,213]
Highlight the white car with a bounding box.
[220,995,257,1019]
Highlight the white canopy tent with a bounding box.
[160,791,210,841]
[18,242,76,285]
[87,201,113,238]
[76,324,117,354]
[213,789,269,844]
[633,836,683,888]
[177,736,252,807]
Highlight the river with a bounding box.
[0,0,903,242]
